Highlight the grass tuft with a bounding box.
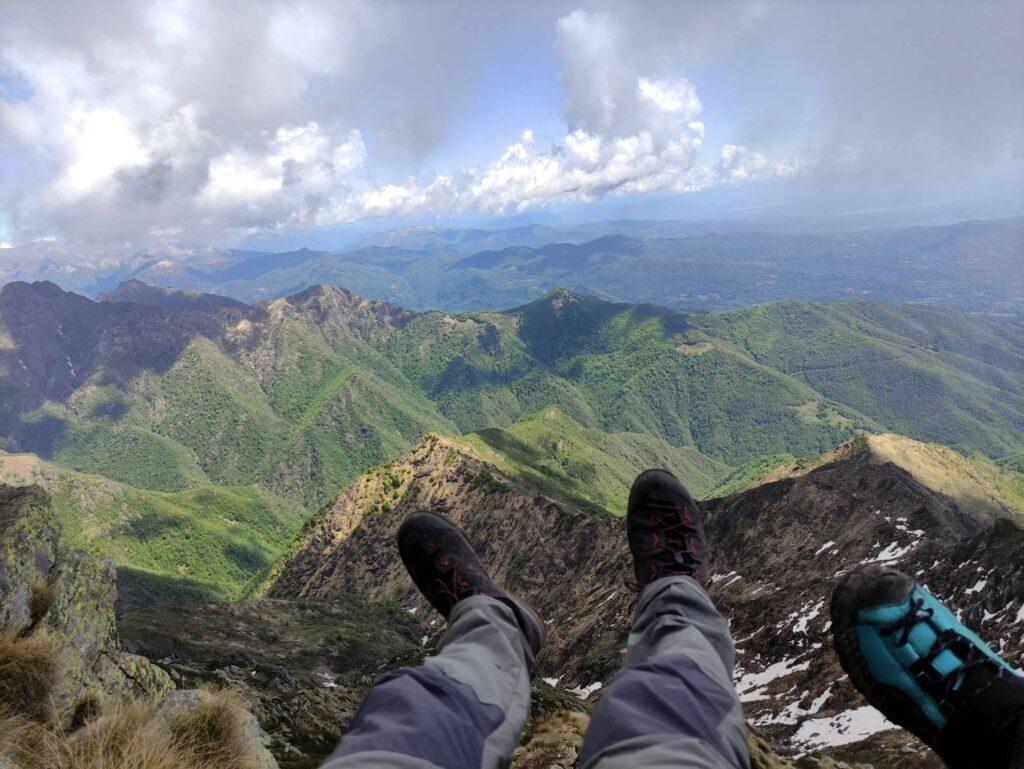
[1,686,268,769]
[0,630,60,723]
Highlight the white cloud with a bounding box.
[308,8,798,223]
[0,242,12,249]
[0,1,801,243]
[56,107,148,199]
[637,78,701,118]
[200,124,365,211]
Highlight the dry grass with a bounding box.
[2,610,270,769]
[0,708,62,766]
[0,644,267,769]
[511,710,589,769]
[28,582,53,630]
[57,688,266,769]
[0,630,60,723]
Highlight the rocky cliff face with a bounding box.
[268,433,1024,767]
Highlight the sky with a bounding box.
[0,0,1022,249]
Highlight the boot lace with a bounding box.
[882,595,1006,704]
[626,501,703,592]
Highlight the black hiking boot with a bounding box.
[627,469,708,589]
[832,564,1024,769]
[397,511,546,655]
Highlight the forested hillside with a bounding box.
[1,279,1021,601]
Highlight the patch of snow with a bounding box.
[736,626,764,644]
[1015,604,1024,625]
[792,599,825,635]
[542,677,560,687]
[711,571,738,584]
[312,671,338,689]
[965,579,988,596]
[869,541,913,563]
[568,681,603,699]
[792,705,896,752]
[755,687,832,726]
[814,541,836,557]
[736,657,811,703]
[895,521,925,536]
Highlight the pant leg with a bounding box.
[578,576,751,769]
[322,595,535,769]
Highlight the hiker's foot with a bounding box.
[627,469,708,588]
[397,511,545,654]
[832,564,1024,769]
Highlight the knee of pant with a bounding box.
[580,654,745,769]
[333,665,506,769]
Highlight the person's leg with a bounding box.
[578,469,751,769]
[322,512,545,769]
[832,564,1024,769]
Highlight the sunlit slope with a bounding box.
[696,301,1024,457]
[459,408,732,515]
[0,451,304,605]
[739,433,1024,525]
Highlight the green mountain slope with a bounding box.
[696,301,1024,457]
[387,291,874,465]
[4,281,1023,513]
[2,280,1023,607]
[1,283,452,510]
[0,451,304,606]
[460,408,732,515]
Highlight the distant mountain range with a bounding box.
[2,216,1021,315]
[0,279,1022,604]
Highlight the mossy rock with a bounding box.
[0,483,170,725]
[0,485,59,630]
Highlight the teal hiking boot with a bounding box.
[832,564,1024,769]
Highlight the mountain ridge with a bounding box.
[265,427,1024,766]
[2,279,1023,610]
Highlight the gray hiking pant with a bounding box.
[322,576,750,769]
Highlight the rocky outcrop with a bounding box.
[119,596,425,766]
[268,434,1024,767]
[0,483,280,769]
[0,484,170,722]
